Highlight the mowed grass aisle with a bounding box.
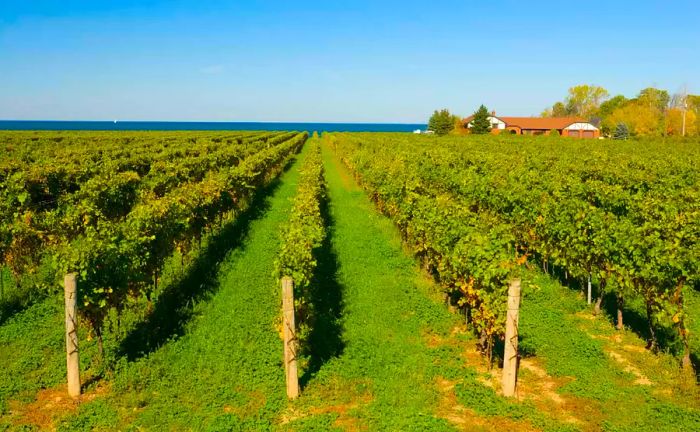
[279,144,462,430]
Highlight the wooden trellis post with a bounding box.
[502,279,521,397]
[281,276,299,399]
[64,273,81,398]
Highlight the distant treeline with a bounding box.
[541,84,698,137]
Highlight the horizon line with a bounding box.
[0,119,427,125]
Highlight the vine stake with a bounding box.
[281,276,299,399]
[502,279,521,398]
[64,273,81,398]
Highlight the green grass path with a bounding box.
[280,144,467,431]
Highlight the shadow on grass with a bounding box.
[533,258,687,363]
[523,259,698,380]
[0,277,46,327]
[300,188,345,388]
[600,292,679,353]
[0,296,28,327]
[691,352,700,382]
[118,162,294,362]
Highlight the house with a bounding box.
[464,112,600,138]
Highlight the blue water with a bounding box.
[0,121,426,133]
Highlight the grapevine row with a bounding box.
[55,132,308,342]
[328,132,699,368]
[325,133,521,359]
[275,135,327,359]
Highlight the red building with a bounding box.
[465,113,600,138]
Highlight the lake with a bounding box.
[0,121,426,133]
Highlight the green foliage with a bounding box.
[0,130,307,357]
[330,131,700,368]
[1,134,699,430]
[637,87,671,112]
[56,400,119,431]
[275,137,326,353]
[552,101,569,117]
[599,95,629,119]
[598,95,630,135]
[331,132,520,351]
[543,84,609,119]
[470,105,492,135]
[428,109,456,136]
[613,123,630,140]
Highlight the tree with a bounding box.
[565,84,609,119]
[665,108,697,136]
[541,101,569,118]
[598,95,629,135]
[687,95,700,112]
[637,87,670,112]
[603,102,660,136]
[613,123,630,140]
[598,95,628,119]
[428,109,456,136]
[552,101,568,117]
[470,105,492,135]
[452,116,469,135]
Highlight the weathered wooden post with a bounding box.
[281,276,299,399]
[587,274,592,305]
[64,273,81,398]
[502,279,521,397]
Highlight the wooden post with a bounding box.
[587,274,592,305]
[502,279,521,397]
[64,273,81,398]
[281,276,299,399]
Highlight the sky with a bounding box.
[0,1,698,123]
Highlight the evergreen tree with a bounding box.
[613,122,630,140]
[428,109,456,135]
[470,105,492,134]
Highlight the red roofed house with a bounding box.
[464,112,600,138]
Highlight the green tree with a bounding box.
[637,87,670,112]
[428,109,456,136]
[613,123,630,140]
[552,101,569,117]
[470,105,492,135]
[598,95,629,135]
[565,84,609,119]
[598,95,628,119]
[541,101,569,117]
[687,95,700,112]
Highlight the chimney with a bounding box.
[491,110,496,116]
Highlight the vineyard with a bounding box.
[327,133,700,369]
[0,131,699,431]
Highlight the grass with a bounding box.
[518,270,700,430]
[283,144,460,430]
[1,139,698,431]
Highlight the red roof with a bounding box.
[464,115,589,130]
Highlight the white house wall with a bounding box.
[468,116,506,129]
[564,122,599,131]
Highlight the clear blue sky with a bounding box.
[1,1,698,123]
